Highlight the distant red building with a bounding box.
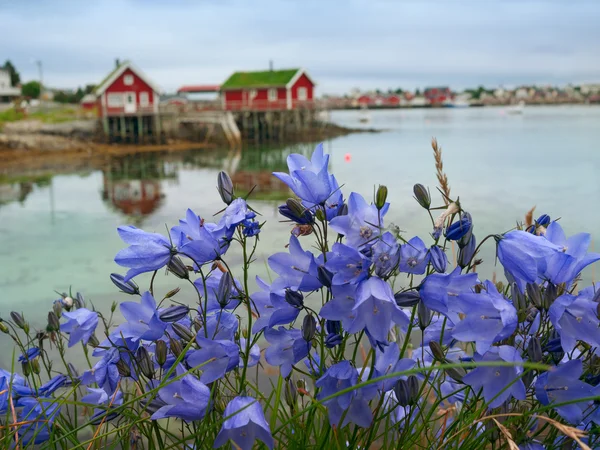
[357,95,374,106]
[384,95,400,106]
[424,87,454,106]
[221,68,315,111]
[95,61,162,142]
[80,94,97,110]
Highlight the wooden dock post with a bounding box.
[120,116,126,143]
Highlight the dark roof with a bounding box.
[221,69,301,90]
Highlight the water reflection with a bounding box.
[100,154,178,223]
[0,175,52,206]
[96,142,318,222]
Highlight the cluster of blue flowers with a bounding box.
[2,143,600,448]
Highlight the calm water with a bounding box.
[1,105,599,356]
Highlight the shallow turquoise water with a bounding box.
[1,105,599,345]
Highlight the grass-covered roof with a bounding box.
[221,69,300,89]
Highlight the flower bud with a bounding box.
[527,337,542,363]
[317,265,333,288]
[136,347,155,379]
[394,379,411,407]
[457,234,477,269]
[315,208,326,222]
[116,358,131,377]
[31,359,41,375]
[10,311,26,329]
[457,212,473,248]
[22,361,31,377]
[172,322,195,343]
[526,283,542,309]
[217,171,234,205]
[413,184,431,209]
[446,366,466,384]
[428,341,445,361]
[169,336,184,358]
[0,322,8,334]
[88,334,99,348]
[394,290,420,308]
[155,340,167,367]
[165,287,181,299]
[168,257,189,280]
[159,305,190,323]
[47,311,60,332]
[193,316,203,333]
[338,203,348,216]
[375,185,388,210]
[75,292,86,309]
[110,273,140,295]
[407,375,419,404]
[302,315,317,342]
[217,273,234,308]
[429,246,447,273]
[536,214,551,227]
[544,283,558,309]
[53,301,62,317]
[444,216,472,241]
[111,301,118,313]
[418,301,431,330]
[285,289,304,309]
[284,378,298,409]
[279,199,313,224]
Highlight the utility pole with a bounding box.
[36,60,43,103]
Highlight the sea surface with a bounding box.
[1,105,599,361]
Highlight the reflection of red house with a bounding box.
[104,179,163,216]
[221,68,315,111]
[424,87,454,106]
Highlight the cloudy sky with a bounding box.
[1,0,599,94]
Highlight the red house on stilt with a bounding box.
[95,61,162,143]
[220,68,315,111]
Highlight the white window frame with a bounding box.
[297,87,308,101]
[107,93,123,107]
[140,92,150,107]
[268,88,277,102]
[249,89,257,100]
[124,74,134,86]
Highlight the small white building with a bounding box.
[0,69,21,102]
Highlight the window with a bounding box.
[297,87,308,101]
[107,93,123,107]
[124,74,134,86]
[268,88,277,101]
[249,89,257,99]
[140,92,149,106]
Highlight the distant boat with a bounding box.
[359,105,371,123]
[507,101,525,115]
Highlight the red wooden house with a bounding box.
[95,61,162,142]
[424,87,454,106]
[220,68,315,111]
